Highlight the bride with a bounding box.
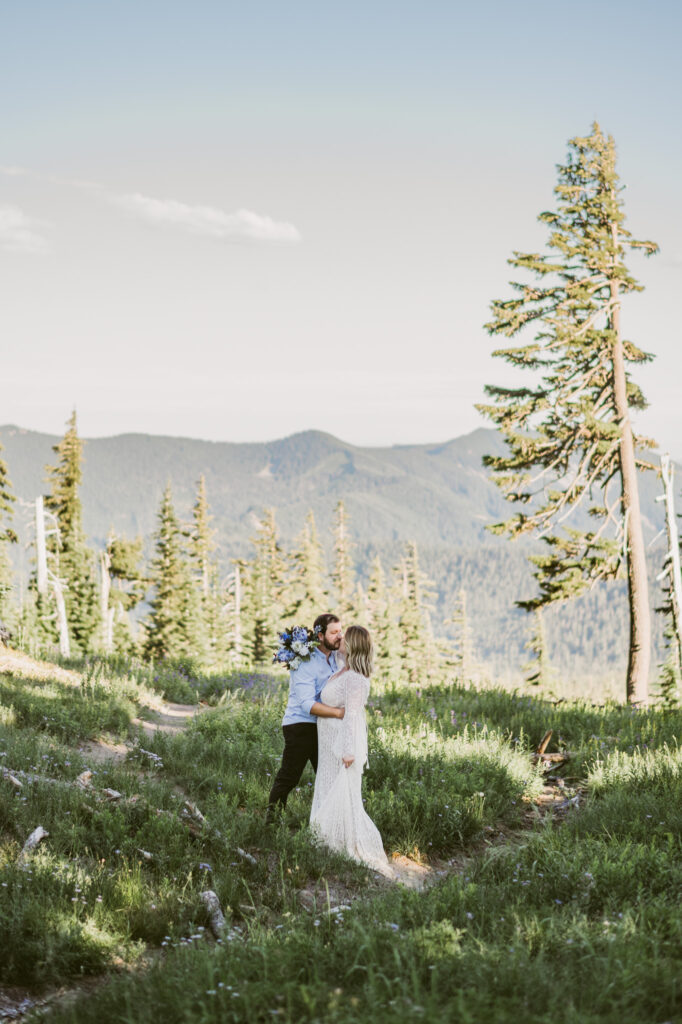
[310,625,393,877]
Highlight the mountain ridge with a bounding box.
[0,423,672,678]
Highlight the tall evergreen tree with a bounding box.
[477,123,658,704]
[0,442,17,620]
[367,554,402,684]
[204,565,230,667]
[397,542,433,685]
[144,485,194,660]
[449,588,475,685]
[332,500,355,619]
[190,476,214,596]
[250,508,287,663]
[104,533,146,655]
[228,559,252,666]
[286,509,328,624]
[45,411,99,653]
[187,475,217,659]
[525,607,555,689]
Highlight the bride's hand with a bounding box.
[342,756,354,768]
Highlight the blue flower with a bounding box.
[292,626,309,642]
[277,649,295,663]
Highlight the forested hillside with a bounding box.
[0,424,671,680]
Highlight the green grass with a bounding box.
[1,655,681,1022]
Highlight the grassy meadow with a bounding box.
[0,653,681,1022]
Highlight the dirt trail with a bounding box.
[79,703,205,767]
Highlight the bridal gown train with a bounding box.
[310,669,392,877]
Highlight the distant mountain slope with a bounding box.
[0,424,668,551]
[0,424,672,678]
[0,425,519,552]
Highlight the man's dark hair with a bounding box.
[313,613,340,636]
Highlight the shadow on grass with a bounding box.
[0,669,136,743]
[377,681,682,777]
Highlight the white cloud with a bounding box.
[0,166,301,245]
[112,192,301,243]
[0,205,49,254]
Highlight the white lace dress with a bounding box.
[310,669,392,877]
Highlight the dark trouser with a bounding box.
[267,722,318,815]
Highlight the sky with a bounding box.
[1,0,681,453]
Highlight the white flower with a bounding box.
[292,641,307,655]
[290,657,302,670]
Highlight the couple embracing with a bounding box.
[267,613,392,877]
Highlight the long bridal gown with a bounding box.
[310,668,392,877]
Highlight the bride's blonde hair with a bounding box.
[345,625,374,678]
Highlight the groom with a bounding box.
[266,613,345,822]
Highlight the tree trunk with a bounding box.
[52,578,71,658]
[660,454,682,676]
[100,550,113,652]
[610,270,650,704]
[35,497,48,595]
[233,564,242,663]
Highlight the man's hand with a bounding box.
[342,756,354,768]
[310,701,345,719]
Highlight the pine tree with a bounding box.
[187,475,217,659]
[525,607,555,689]
[352,582,368,626]
[189,476,214,595]
[144,485,194,660]
[227,560,252,666]
[397,542,433,685]
[450,588,475,685]
[250,508,287,663]
[477,123,658,704]
[0,442,17,621]
[204,565,230,667]
[367,554,402,684]
[104,533,146,655]
[287,509,328,624]
[44,411,99,653]
[332,500,355,619]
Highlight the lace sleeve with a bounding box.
[333,672,368,765]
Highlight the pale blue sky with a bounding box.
[1,0,680,452]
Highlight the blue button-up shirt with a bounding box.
[282,647,339,725]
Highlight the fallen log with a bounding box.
[18,826,49,866]
[76,770,94,789]
[1,768,23,789]
[536,730,553,756]
[236,847,257,866]
[200,890,227,938]
[180,800,258,865]
[2,767,126,801]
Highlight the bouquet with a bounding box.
[273,625,318,670]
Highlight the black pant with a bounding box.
[267,723,318,813]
